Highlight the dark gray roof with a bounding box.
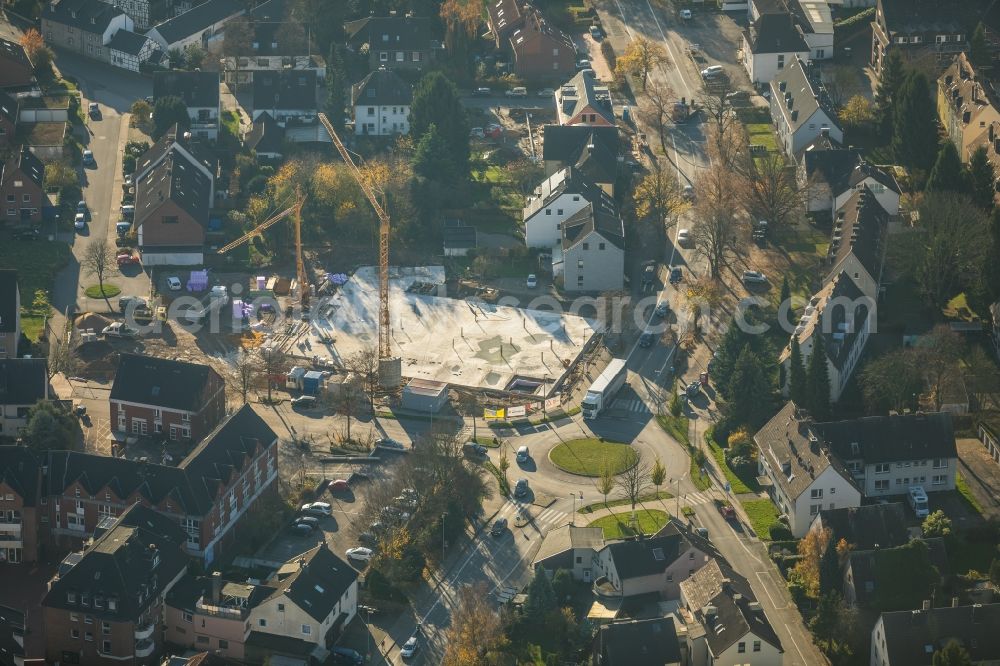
[244,111,285,155]
[877,0,976,36]
[744,12,809,54]
[150,0,244,45]
[770,56,840,135]
[828,186,888,284]
[0,604,25,666]
[0,446,40,507]
[165,574,270,614]
[110,353,218,411]
[43,504,189,620]
[443,225,476,249]
[267,543,357,622]
[344,15,439,52]
[351,68,412,107]
[878,602,1000,665]
[0,91,18,126]
[524,166,617,219]
[108,29,150,55]
[135,124,217,181]
[0,270,17,334]
[815,411,957,465]
[845,161,900,194]
[801,145,860,190]
[542,125,619,168]
[814,503,909,550]
[847,538,947,609]
[135,147,212,228]
[244,0,290,56]
[252,70,317,112]
[44,0,124,34]
[561,202,624,252]
[153,71,220,109]
[2,145,45,190]
[596,617,682,666]
[681,559,783,656]
[603,522,714,580]
[0,37,31,71]
[557,70,614,125]
[0,359,47,406]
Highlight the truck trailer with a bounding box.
[582,359,628,419]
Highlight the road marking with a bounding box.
[755,570,787,610]
[98,135,107,140]
[643,0,693,100]
[783,622,808,665]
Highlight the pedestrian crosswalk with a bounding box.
[495,500,570,531]
[611,398,650,414]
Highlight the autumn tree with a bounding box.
[346,347,380,412]
[441,582,508,666]
[823,65,861,108]
[740,152,803,230]
[81,239,118,312]
[792,526,833,597]
[640,77,675,155]
[598,464,615,507]
[650,457,666,498]
[690,183,741,279]
[129,100,154,134]
[922,510,952,537]
[440,0,480,60]
[840,95,876,128]
[859,349,922,414]
[19,28,45,60]
[615,36,669,89]
[229,348,258,404]
[634,166,684,246]
[933,640,974,666]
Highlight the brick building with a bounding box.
[0,270,20,360]
[0,446,42,564]
[0,145,47,223]
[110,353,225,443]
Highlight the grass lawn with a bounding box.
[588,509,670,538]
[577,490,673,514]
[956,471,984,515]
[0,239,71,341]
[84,284,121,298]
[549,439,637,477]
[744,123,779,152]
[690,456,711,490]
[740,498,787,541]
[706,432,758,494]
[656,414,689,446]
[221,110,240,137]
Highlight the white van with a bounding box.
[516,446,529,463]
[908,486,929,518]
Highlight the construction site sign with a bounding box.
[508,405,526,418]
[484,408,506,420]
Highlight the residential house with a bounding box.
[251,70,327,142]
[790,0,833,60]
[153,71,221,140]
[769,56,843,156]
[753,402,862,537]
[506,6,576,80]
[592,617,683,666]
[107,29,161,72]
[523,166,617,248]
[844,538,948,608]
[221,0,326,88]
[976,419,1000,466]
[830,162,900,218]
[110,353,225,443]
[0,605,26,665]
[350,67,412,136]
[0,92,17,150]
[41,0,133,66]
[826,186,889,301]
[96,0,168,30]
[541,124,620,195]
[0,270,19,360]
[556,70,615,127]
[0,359,49,436]
[134,123,217,200]
[243,111,285,160]
[344,14,442,72]
[532,525,605,582]
[0,146,47,223]
[778,270,876,402]
[742,12,810,84]
[41,504,189,665]
[244,543,358,664]
[163,652,242,666]
[486,0,522,48]
[556,202,624,293]
[0,38,35,90]
[870,602,1000,665]
[870,0,993,78]
[814,410,958,498]
[165,572,270,660]
[134,144,212,265]
[0,446,42,564]
[679,558,784,666]
[798,137,862,212]
[808,502,910,551]
[146,0,245,53]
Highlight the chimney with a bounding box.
[820,128,829,137]
[212,571,223,604]
[298,557,307,570]
[922,599,931,610]
[952,597,960,608]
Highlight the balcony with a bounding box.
[134,639,155,658]
[134,621,154,641]
[593,576,620,598]
[0,518,22,530]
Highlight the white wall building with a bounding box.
[769,56,843,156]
[523,166,614,248]
[350,67,412,136]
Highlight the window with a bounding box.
[545,209,551,215]
[258,618,267,627]
[22,194,30,203]
[84,615,92,624]
[932,458,946,468]
[667,573,673,581]
[875,479,889,490]
[219,639,229,649]
[557,209,563,215]
[777,54,785,69]
[599,242,606,250]
[4,195,11,203]
[582,242,589,250]
[379,51,388,62]
[301,624,312,635]
[70,613,79,622]
[102,622,110,635]
[738,642,746,653]
[85,632,93,642]
[553,48,559,56]
[811,489,823,499]
[753,640,762,652]
[68,593,76,604]
[875,463,890,474]
[810,503,821,515]
[277,603,285,612]
[197,635,209,644]
[163,216,178,224]
[71,628,80,639]
[412,51,421,61]
[102,640,112,653]
[932,474,946,485]
[182,413,190,422]
[395,51,404,61]
[577,259,583,269]
[183,612,193,623]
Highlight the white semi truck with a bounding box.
[582,358,628,419]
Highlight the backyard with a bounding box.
[0,238,71,341]
[588,509,670,538]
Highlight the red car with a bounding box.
[718,503,735,520]
[117,252,139,267]
[329,479,349,492]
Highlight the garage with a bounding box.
[401,378,449,413]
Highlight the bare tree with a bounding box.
[699,77,741,158]
[634,165,685,246]
[346,347,380,412]
[506,160,545,200]
[822,65,862,109]
[740,152,804,230]
[442,582,509,666]
[704,110,749,172]
[331,383,364,443]
[46,338,79,380]
[257,346,288,402]
[598,464,615,507]
[615,451,651,514]
[80,239,118,312]
[916,325,965,411]
[690,167,743,279]
[458,391,480,441]
[640,78,675,156]
[229,348,258,404]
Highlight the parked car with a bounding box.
[401,636,419,658]
[470,126,485,138]
[686,381,701,397]
[576,58,592,70]
[294,516,319,530]
[300,501,331,516]
[329,479,350,492]
[346,547,374,562]
[163,276,181,291]
[290,523,313,536]
[719,503,735,520]
[676,228,691,246]
[726,90,751,103]
[639,331,656,348]
[118,295,147,312]
[669,268,683,285]
[526,274,538,288]
[82,150,95,167]
[74,213,86,230]
[331,647,364,665]
[700,65,724,79]
[589,25,603,39]
[76,201,88,218]
[376,437,403,448]
[537,87,555,97]
[88,102,100,119]
[680,8,692,19]
[358,531,377,545]
[473,87,492,97]
[291,395,317,409]
[123,174,133,187]
[741,270,767,284]
[464,441,487,456]
[506,86,527,97]
[655,301,670,318]
[514,478,529,498]
[116,251,139,267]
[516,445,530,462]
[101,322,137,339]
[490,517,508,536]
[12,227,39,241]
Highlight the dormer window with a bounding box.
[67,592,76,604]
